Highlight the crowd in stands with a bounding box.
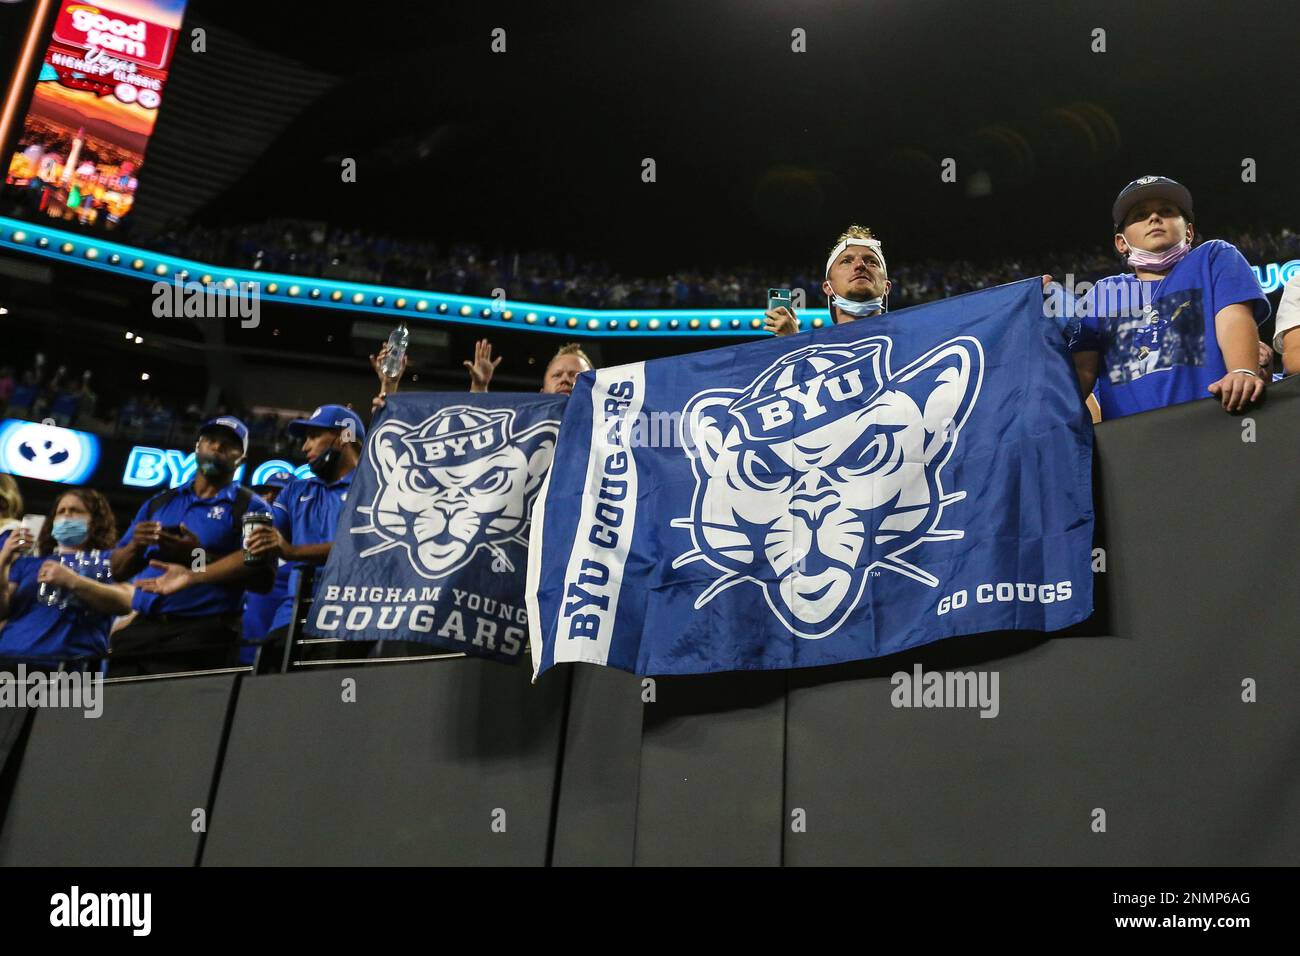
[143,219,1300,310]
[3,176,1296,679]
[0,353,299,454]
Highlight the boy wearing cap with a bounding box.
[109,416,275,675]
[766,225,892,336]
[245,405,365,661]
[1069,176,1270,418]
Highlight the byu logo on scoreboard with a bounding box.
[673,335,983,638]
[0,420,99,485]
[354,406,559,579]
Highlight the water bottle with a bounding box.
[38,553,76,608]
[381,323,409,379]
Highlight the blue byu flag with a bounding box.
[528,278,1094,677]
[307,392,565,662]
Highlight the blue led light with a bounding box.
[7,215,1285,338]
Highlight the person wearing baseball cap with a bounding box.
[1068,175,1271,418]
[766,224,891,336]
[238,470,296,665]
[108,415,275,675]
[245,405,366,665]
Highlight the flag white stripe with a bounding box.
[550,364,645,668]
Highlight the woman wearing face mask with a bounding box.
[0,488,132,668]
[1068,176,1270,419]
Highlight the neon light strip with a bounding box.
[1,216,1294,337]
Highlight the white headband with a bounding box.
[825,237,887,278]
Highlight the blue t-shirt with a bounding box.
[269,471,353,632]
[1068,240,1270,419]
[118,481,271,618]
[0,553,114,665]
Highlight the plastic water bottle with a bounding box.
[38,553,77,608]
[381,323,409,379]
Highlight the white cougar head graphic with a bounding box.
[354,406,558,579]
[672,335,983,638]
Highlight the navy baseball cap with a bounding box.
[1112,176,1194,229]
[252,469,294,491]
[288,404,366,443]
[199,415,249,454]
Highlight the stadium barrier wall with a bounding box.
[0,379,1296,865]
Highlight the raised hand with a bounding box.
[464,338,502,392]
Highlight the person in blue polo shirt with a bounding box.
[246,404,364,668]
[1069,176,1271,419]
[0,487,132,668]
[239,469,295,665]
[108,416,275,675]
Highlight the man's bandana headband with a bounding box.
[825,237,887,278]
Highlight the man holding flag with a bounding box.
[528,273,1094,678]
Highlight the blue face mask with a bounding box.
[830,293,884,317]
[51,517,89,547]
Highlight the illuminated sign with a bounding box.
[0,216,1295,339]
[1251,260,1300,295]
[53,3,176,70]
[122,446,311,489]
[0,419,100,484]
[4,0,187,228]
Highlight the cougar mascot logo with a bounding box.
[672,336,983,638]
[354,406,558,579]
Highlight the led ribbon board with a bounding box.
[0,216,1294,338]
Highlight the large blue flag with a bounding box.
[528,278,1094,677]
[307,392,565,662]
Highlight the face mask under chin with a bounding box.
[309,446,342,481]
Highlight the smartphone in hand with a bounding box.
[767,288,792,315]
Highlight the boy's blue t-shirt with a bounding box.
[1068,239,1270,419]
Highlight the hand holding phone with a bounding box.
[764,288,798,337]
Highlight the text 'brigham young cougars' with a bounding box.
[312,404,557,657]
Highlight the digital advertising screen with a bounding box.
[3,0,187,230]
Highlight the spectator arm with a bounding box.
[63,578,134,617]
[1213,303,1262,375]
[109,542,148,582]
[193,549,276,593]
[1071,350,1099,401]
[1281,327,1300,376]
[284,541,332,566]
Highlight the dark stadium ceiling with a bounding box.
[185,0,1294,276]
